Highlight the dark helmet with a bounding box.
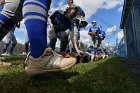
[79,21,88,28]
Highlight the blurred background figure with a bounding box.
[1,26,17,56]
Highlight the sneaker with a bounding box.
[24,48,76,75]
[101,54,106,59]
[0,61,11,66]
[1,53,9,56]
[85,52,95,61]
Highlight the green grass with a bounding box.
[0,56,140,93]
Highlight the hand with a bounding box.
[49,26,55,34]
[76,49,83,56]
[91,32,96,36]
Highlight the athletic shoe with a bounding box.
[24,48,76,75]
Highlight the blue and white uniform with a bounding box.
[89,26,100,37]
[89,26,101,49]
[86,46,95,61]
[3,26,17,45]
[0,0,51,58]
[23,0,51,58]
[0,0,23,40]
[2,26,17,55]
[50,10,72,32]
[98,30,107,55]
[87,46,94,53]
[98,30,106,40]
[49,10,71,52]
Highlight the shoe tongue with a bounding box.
[44,48,52,53]
[43,48,63,57]
[42,48,53,57]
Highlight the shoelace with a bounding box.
[24,52,30,67]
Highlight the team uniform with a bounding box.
[0,0,77,74]
[0,0,50,58]
[85,46,95,61]
[0,0,23,40]
[98,30,106,40]
[89,25,101,54]
[2,26,17,55]
[49,10,72,52]
[97,30,107,56]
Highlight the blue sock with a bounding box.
[23,0,48,58]
[94,48,97,55]
[25,20,47,58]
[10,44,16,54]
[2,43,9,53]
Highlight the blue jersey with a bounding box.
[0,6,3,11]
[50,10,71,32]
[87,46,97,53]
[98,30,106,39]
[89,26,100,34]
[87,46,93,53]
[77,6,85,17]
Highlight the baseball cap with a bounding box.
[92,21,96,23]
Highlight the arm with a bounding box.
[48,16,55,32]
[102,32,106,40]
[48,17,54,29]
[70,32,82,54]
[88,30,97,36]
[70,25,83,55]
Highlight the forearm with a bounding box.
[70,32,79,51]
[47,17,55,33]
[48,17,54,28]
[73,35,79,51]
[88,32,97,36]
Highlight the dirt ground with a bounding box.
[120,57,140,87]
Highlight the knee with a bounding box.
[60,32,68,40]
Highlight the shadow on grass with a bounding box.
[30,71,80,80]
[0,70,80,93]
[1,55,24,64]
[3,56,25,65]
[0,57,140,93]
[71,57,140,93]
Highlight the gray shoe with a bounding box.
[24,48,76,75]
